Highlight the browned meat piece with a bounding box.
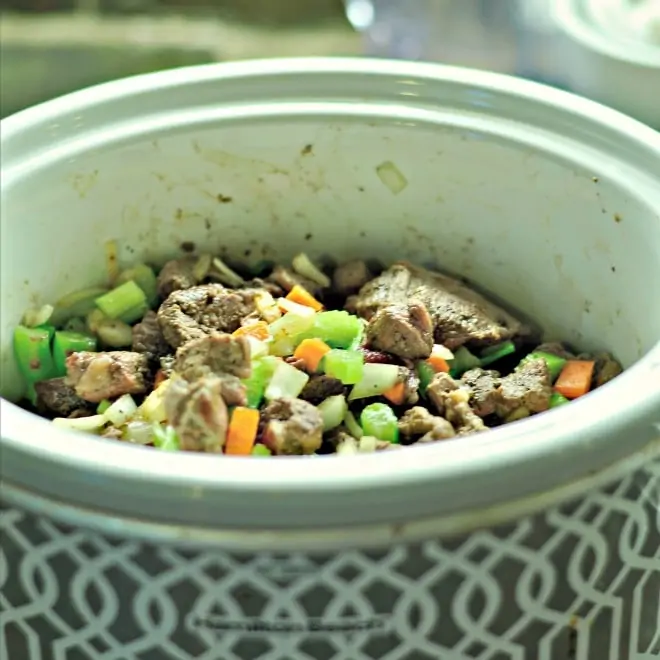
[157,257,199,299]
[132,310,170,357]
[217,375,248,407]
[333,260,372,294]
[284,355,307,371]
[164,376,228,452]
[352,262,526,349]
[427,373,488,436]
[34,378,93,417]
[174,333,251,380]
[65,351,150,403]
[534,342,575,360]
[592,353,623,388]
[398,406,455,443]
[160,355,175,378]
[495,358,552,418]
[396,366,420,405]
[299,374,345,404]
[267,265,322,297]
[261,398,323,455]
[365,302,434,359]
[242,278,283,298]
[157,284,262,349]
[461,368,501,417]
[357,347,399,364]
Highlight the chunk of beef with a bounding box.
[398,406,455,443]
[65,351,150,403]
[260,398,323,455]
[285,355,307,371]
[592,353,623,388]
[160,355,175,378]
[132,310,170,358]
[495,358,552,418]
[333,260,372,294]
[396,366,420,405]
[34,378,94,417]
[157,257,199,299]
[268,265,322,298]
[299,375,346,404]
[174,333,251,380]
[157,284,262,349]
[427,373,488,436]
[164,375,228,452]
[352,262,527,349]
[242,278,283,298]
[461,368,501,417]
[365,302,434,359]
[357,347,399,364]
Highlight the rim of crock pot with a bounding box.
[1,58,659,531]
[553,0,660,67]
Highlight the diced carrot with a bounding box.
[233,321,271,341]
[427,355,450,373]
[277,297,316,317]
[154,369,167,388]
[225,407,260,455]
[383,381,406,406]
[286,284,323,312]
[293,337,331,372]
[554,360,595,399]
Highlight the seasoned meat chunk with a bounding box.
[365,302,434,359]
[427,373,488,435]
[242,278,283,298]
[157,284,262,349]
[461,368,501,417]
[34,378,93,417]
[398,406,455,443]
[65,351,150,403]
[261,398,323,455]
[157,256,199,299]
[592,353,623,388]
[353,262,526,349]
[333,260,372,294]
[160,355,175,378]
[495,358,552,418]
[165,376,228,452]
[132,310,169,357]
[174,333,251,380]
[396,366,420,405]
[268,265,322,297]
[299,374,346,404]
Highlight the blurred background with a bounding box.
[1,0,659,124]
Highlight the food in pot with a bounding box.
[13,250,623,456]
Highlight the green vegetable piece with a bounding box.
[521,351,567,381]
[35,324,56,341]
[343,409,364,438]
[50,286,109,326]
[317,394,348,431]
[360,403,399,443]
[13,325,57,385]
[310,311,362,349]
[550,392,570,408]
[251,444,272,456]
[348,318,367,351]
[95,281,147,321]
[52,331,97,377]
[116,264,159,307]
[416,361,436,396]
[153,424,180,451]
[118,302,149,325]
[479,341,516,367]
[242,359,275,409]
[449,346,481,378]
[97,399,112,415]
[323,349,364,385]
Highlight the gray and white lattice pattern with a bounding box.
[2,461,659,660]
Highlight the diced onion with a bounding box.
[278,298,316,317]
[376,160,408,195]
[358,436,379,452]
[291,253,331,288]
[139,379,170,423]
[337,435,359,455]
[103,393,138,426]
[193,253,212,281]
[97,318,133,347]
[255,291,281,323]
[87,308,106,334]
[22,304,54,328]
[264,361,309,400]
[53,414,106,433]
[212,257,244,287]
[246,336,269,360]
[430,344,454,361]
[348,363,400,401]
[124,420,155,445]
[317,395,348,432]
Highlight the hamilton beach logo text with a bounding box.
[190,615,387,634]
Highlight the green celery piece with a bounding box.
[52,331,97,377]
[449,346,481,378]
[360,403,399,443]
[310,311,362,349]
[479,341,516,367]
[50,286,109,326]
[153,424,180,451]
[323,349,364,385]
[95,281,147,320]
[242,360,274,409]
[549,392,570,408]
[117,265,159,307]
[251,444,272,456]
[13,326,57,385]
[118,302,149,325]
[97,399,112,415]
[416,361,436,396]
[521,351,567,381]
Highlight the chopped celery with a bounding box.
[416,361,436,396]
[153,424,180,451]
[264,361,309,400]
[550,392,570,408]
[269,313,315,341]
[243,359,274,409]
[360,403,399,443]
[322,349,364,385]
[52,414,106,433]
[103,394,138,426]
[343,409,364,438]
[291,253,331,287]
[308,311,362,349]
[13,326,57,386]
[520,351,567,381]
[212,257,245,287]
[95,281,147,321]
[116,264,158,307]
[251,444,272,456]
[97,399,112,415]
[317,395,348,431]
[118,303,149,325]
[50,286,109,326]
[449,346,481,378]
[479,341,516,367]
[348,318,367,351]
[52,331,97,376]
[348,363,400,401]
